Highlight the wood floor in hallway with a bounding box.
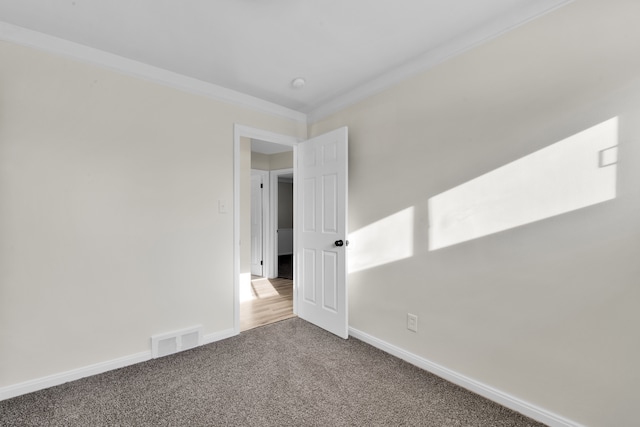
[240,276,295,331]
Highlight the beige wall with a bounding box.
[310,1,640,425]
[0,42,305,387]
[269,151,293,170]
[250,151,293,171]
[250,152,270,170]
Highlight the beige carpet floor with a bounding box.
[0,318,546,426]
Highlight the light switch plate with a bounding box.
[407,313,418,332]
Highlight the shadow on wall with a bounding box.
[428,117,619,251]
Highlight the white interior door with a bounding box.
[250,173,263,277]
[297,127,348,339]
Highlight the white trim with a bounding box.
[348,327,584,427]
[1,2,572,127]
[233,125,302,333]
[0,22,307,124]
[251,169,271,278]
[306,0,574,123]
[0,351,151,401]
[0,328,237,401]
[203,328,237,345]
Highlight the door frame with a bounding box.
[270,168,294,280]
[233,124,301,334]
[250,169,269,277]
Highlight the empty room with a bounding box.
[1,1,639,426]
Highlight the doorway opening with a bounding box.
[275,171,294,280]
[233,125,300,333]
[242,165,295,331]
[234,125,348,338]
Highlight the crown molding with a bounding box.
[0,22,308,124]
[1,0,572,127]
[306,0,574,123]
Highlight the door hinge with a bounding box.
[260,260,263,265]
[260,183,263,188]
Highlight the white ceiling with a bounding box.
[0,0,571,121]
[251,138,293,155]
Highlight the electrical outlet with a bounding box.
[407,313,418,332]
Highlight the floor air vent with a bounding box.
[151,325,202,358]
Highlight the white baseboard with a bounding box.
[348,327,583,427]
[1,327,237,402]
[2,324,579,427]
[203,328,237,345]
[0,351,152,402]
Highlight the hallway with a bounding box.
[240,276,294,331]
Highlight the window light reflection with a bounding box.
[349,207,415,273]
[429,117,619,250]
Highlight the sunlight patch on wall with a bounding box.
[349,207,414,273]
[429,117,619,250]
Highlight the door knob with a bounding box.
[335,240,344,247]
